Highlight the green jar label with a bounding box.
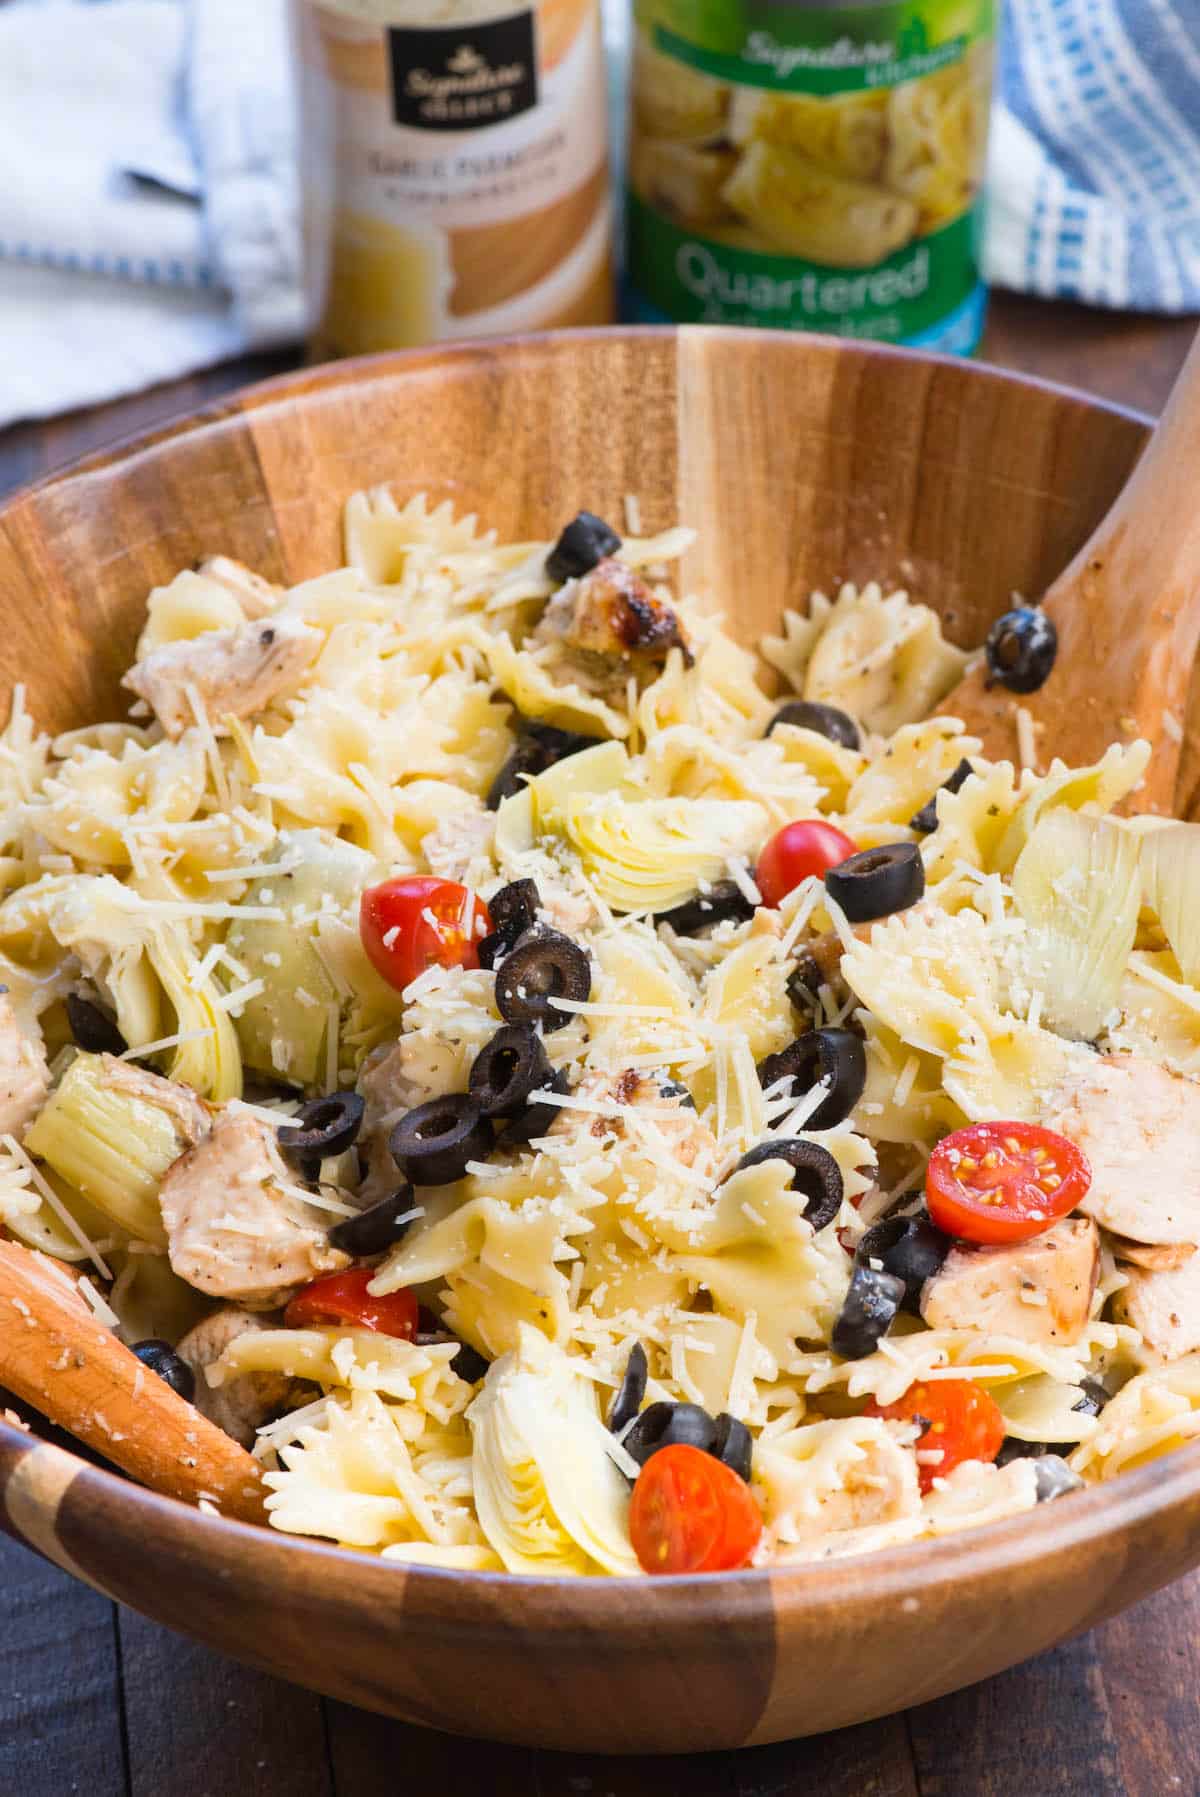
[624,0,995,351]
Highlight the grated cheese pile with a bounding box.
[1,489,1198,1575]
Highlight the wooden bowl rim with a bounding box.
[0,325,1153,513]
[0,327,1175,1616]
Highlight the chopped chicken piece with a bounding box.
[122,614,322,739]
[176,1306,309,1447]
[920,1217,1100,1348]
[195,555,283,621]
[547,1067,715,1167]
[0,992,49,1139]
[99,1052,211,1144]
[1108,1235,1195,1272]
[160,1104,349,1307]
[533,558,690,669]
[1042,1054,1200,1246]
[1116,1251,1200,1361]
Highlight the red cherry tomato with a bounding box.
[629,1444,763,1575]
[360,876,492,994]
[925,1121,1091,1245]
[756,820,858,907]
[867,1378,1005,1494]
[284,1269,418,1339]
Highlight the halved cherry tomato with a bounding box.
[925,1121,1091,1245]
[756,820,858,907]
[866,1378,1005,1494]
[629,1443,763,1574]
[284,1269,418,1339]
[360,876,492,994]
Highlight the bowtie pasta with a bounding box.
[3,491,1199,1576]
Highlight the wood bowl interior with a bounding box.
[4,326,1200,1754]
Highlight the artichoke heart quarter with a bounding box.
[563,791,766,912]
[467,1327,638,1576]
[1010,811,1139,1041]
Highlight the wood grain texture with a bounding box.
[943,323,1200,805]
[4,327,1200,1758]
[0,1240,265,1523]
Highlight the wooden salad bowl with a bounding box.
[2,327,1200,1754]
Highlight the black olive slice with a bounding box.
[984,605,1058,694]
[785,932,847,1020]
[451,1342,490,1384]
[546,511,622,582]
[856,1212,951,1310]
[66,992,127,1056]
[328,1184,419,1256]
[909,758,974,834]
[477,932,507,970]
[654,880,756,936]
[132,1339,196,1403]
[831,1265,905,1360]
[1031,1454,1084,1501]
[1074,1377,1110,1417]
[824,842,925,923]
[735,1139,843,1232]
[623,1400,716,1468]
[390,1094,493,1186]
[468,1023,553,1119]
[765,699,860,751]
[711,1412,753,1482]
[653,1074,696,1110]
[497,1066,571,1148]
[278,1092,366,1180]
[494,927,590,1033]
[607,1341,648,1434]
[488,878,540,944]
[756,1027,866,1129]
[524,722,601,760]
[486,741,542,811]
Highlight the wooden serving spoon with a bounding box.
[941,325,1200,814]
[0,1240,266,1524]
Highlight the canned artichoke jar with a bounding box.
[624,0,996,351]
[293,0,614,357]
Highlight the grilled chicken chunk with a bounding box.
[533,558,690,670]
[0,993,49,1139]
[547,1067,715,1167]
[194,555,283,621]
[920,1217,1100,1348]
[99,1052,211,1143]
[1042,1054,1200,1247]
[176,1306,308,1447]
[123,614,321,739]
[160,1105,348,1307]
[1115,1250,1200,1362]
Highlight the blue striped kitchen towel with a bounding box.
[987,0,1200,312]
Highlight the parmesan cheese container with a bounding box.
[292,0,614,356]
[624,0,996,353]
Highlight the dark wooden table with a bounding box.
[2,295,1198,1797]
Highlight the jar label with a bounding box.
[295,0,613,353]
[624,0,995,351]
[387,13,539,131]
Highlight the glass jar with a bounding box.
[293,0,614,356]
[624,0,997,353]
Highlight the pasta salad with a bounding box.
[1,489,1198,1576]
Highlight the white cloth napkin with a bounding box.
[0,0,301,431]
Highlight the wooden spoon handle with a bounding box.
[0,1240,266,1524]
[941,326,1200,810]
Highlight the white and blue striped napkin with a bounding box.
[986,0,1200,313]
[0,0,1196,431]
